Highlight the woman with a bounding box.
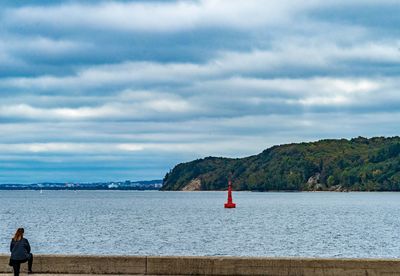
[9,228,33,276]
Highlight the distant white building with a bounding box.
[108,183,119,189]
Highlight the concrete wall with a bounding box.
[1,255,400,275]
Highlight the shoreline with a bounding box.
[1,189,400,192]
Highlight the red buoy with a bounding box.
[224,180,236,208]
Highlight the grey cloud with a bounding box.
[3,37,399,92]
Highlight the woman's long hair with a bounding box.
[13,228,24,241]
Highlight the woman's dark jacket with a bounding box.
[10,238,31,260]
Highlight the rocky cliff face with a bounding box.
[306,173,349,192]
[306,173,323,191]
[181,178,201,191]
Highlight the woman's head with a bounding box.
[13,228,24,241]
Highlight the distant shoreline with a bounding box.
[1,188,399,192]
[0,179,163,191]
[170,190,400,192]
[0,187,160,191]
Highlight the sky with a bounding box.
[1,0,399,183]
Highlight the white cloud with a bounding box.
[0,143,144,153]
[4,0,399,34]
[0,104,124,120]
[4,0,319,33]
[297,95,349,106]
[192,76,385,109]
[13,37,88,55]
[2,61,215,90]
[0,90,196,121]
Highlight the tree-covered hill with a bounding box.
[161,137,400,191]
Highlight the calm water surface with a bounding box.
[1,191,400,257]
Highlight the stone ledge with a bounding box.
[2,255,400,275]
[0,255,145,275]
[0,274,145,276]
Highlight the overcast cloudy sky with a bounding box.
[1,0,399,183]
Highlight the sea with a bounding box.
[1,190,400,258]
